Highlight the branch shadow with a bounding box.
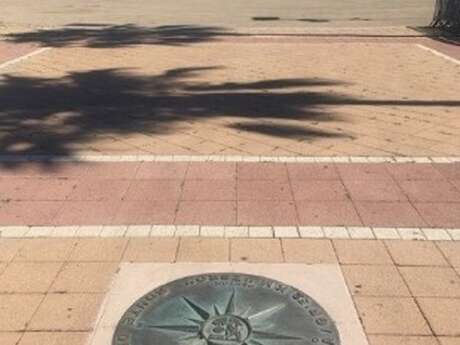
[5,24,228,48]
[5,23,437,49]
[229,123,345,140]
[297,18,331,23]
[1,67,459,169]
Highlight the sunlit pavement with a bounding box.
[0,17,460,345]
[0,0,434,33]
[1,34,460,158]
[0,161,459,228]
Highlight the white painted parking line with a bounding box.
[422,228,451,241]
[249,226,274,238]
[200,226,225,237]
[150,225,176,237]
[125,225,152,237]
[416,44,460,66]
[448,229,460,240]
[1,225,457,241]
[398,228,426,241]
[100,225,128,237]
[299,226,324,238]
[348,226,375,239]
[225,226,249,238]
[323,227,350,239]
[274,226,299,238]
[0,47,51,70]
[175,225,200,237]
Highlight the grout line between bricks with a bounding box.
[333,241,373,345]
[17,243,73,335]
[434,240,460,282]
[172,163,190,225]
[389,241,441,339]
[285,162,302,231]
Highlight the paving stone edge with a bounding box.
[0,225,459,241]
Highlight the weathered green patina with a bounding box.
[113,273,340,345]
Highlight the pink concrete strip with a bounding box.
[0,40,43,65]
[0,162,459,228]
[418,38,460,64]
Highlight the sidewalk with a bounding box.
[1,34,459,158]
[1,23,460,345]
[0,161,459,229]
[0,237,459,345]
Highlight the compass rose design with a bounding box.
[113,273,340,345]
[147,290,303,345]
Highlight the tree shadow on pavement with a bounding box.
[411,26,460,45]
[1,67,460,169]
[5,23,437,47]
[5,24,228,48]
[0,67,348,164]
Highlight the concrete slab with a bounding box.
[89,263,368,345]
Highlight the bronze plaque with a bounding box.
[113,273,340,345]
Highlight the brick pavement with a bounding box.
[0,161,459,228]
[0,237,459,345]
[1,26,460,345]
[1,37,459,158]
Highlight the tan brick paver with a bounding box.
[18,332,89,345]
[282,239,337,264]
[177,238,229,262]
[0,237,459,342]
[333,240,393,265]
[438,338,460,345]
[436,242,460,267]
[14,239,76,262]
[230,239,284,263]
[50,262,118,293]
[0,239,22,262]
[1,40,459,157]
[367,335,438,345]
[69,239,127,262]
[28,293,104,331]
[0,333,22,345]
[417,298,460,336]
[0,262,62,293]
[122,238,179,262]
[342,265,410,296]
[385,241,449,266]
[399,267,460,297]
[354,296,431,335]
[0,295,43,331]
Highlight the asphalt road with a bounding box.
[0,0,436,33]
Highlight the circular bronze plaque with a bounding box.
[113,273,340,345]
